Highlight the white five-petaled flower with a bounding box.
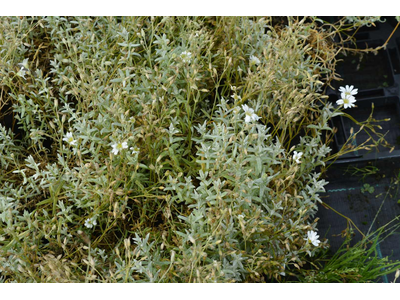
[180,51,192,63]
[336,96,357,109]
[63,132,77,146]
[84,217,97,229]
[293,151,303,164]
[130,146,140,155]
[249,55,261,66]
[231,93,241,102]
[339,85,358,99]
[111,141,128,155]
[305,230,320,247]
[242,104,261,123]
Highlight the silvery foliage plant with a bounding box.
[163,96,333,281]
[0,16,384,282]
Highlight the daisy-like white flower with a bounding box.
[180,51,192,63]
[249,55,261,66]
[305,230,320,247]
[336,96,357,109]
[242,104,261,123]
[84,217,97,229]
[63,132,77,146]
[111,141,128,155]
[231,93,241,102]
[339,85,358,99]
[293,151,303,164]
[130,146,140,155]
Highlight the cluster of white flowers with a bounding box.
[293,151,303,164]
[62,131,139,157]
[305,230,320,247]
[84,217,97,229]
[242,104,261,123]
[336,85,358,109]
[180,51,192,63]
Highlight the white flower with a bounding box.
[84,217,97,229]
[336,96,357,109]
[249,55,261,66]
[63,132,77,146]
[130,146,140,155]
[111,141,128,155]
[305,230,320,247]
[180,51,192,63]
[242,104,261,123]
[293,151,303,163]
[339,85,358,99]
[231,93,241,102]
